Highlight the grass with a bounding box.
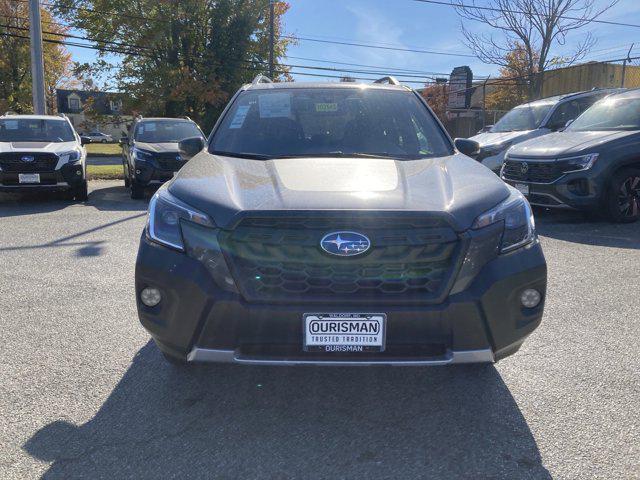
[87,164,125,180]
[85,143,122,156]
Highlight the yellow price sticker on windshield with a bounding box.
[315,103,338,112]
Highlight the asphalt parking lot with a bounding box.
[0,180,638,479]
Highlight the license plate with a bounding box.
[18,173,40,184]
[514,183,529,196]
[303,313,386,353]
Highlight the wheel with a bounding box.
[71,181,89,201]
[101,139,107,143]
[123,163,130,188]
[605,168,640,223]
[130,182,145,199]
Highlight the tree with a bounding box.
[420,83,448,122]
[56,0,292,129]
[485,43,537,111]
[0,1,73,113]
[454,0,618,98]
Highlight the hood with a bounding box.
[168,153,511,232]
[133,141,179,153]
[508,130,639,158]
[469,130,536,147]
[0,141,78,154]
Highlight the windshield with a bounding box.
[210,88,452,159]
[491,103,554,132]
[134,121,203,143]
[0,118,75,142]
[568,97,640,131]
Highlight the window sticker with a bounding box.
[315,103,338,112]
[229,105,250,129]
[4,120,18,130]
[258,93,291,118]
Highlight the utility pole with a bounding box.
[621,43,634,88]
[29,0,47,114]
[269,0,275,79]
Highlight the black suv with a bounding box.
[503,88,640,222]
[135,76,547,366]
[121,117,205,198]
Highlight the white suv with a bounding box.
[0,114,88,200]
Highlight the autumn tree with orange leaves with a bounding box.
[0,1,73,113]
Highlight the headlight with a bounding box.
[472,187,535,253]
[557,153,598,173]
[133,148,155,162]
[58,149,81,163]
[147,185,213,251]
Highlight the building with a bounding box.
[56,89,132,139]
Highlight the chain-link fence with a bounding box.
[424,55,640,138]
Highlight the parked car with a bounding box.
[135,75,547,367]
[502,88,640,222]
[0,113,89,200]
[83,131,113,143]
[469,89,622,172]
[120,116,205,199]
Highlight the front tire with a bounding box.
[70,181,89,201]
[605,168,640,223]
[130,182,145,199]
[101,139,107,143]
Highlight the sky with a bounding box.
[67,0,640,89]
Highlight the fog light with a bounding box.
[135,169,141,175]
[520,288,541,308]
[76,170,82,176]
[140,287,162,307]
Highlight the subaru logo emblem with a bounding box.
[176,154,182,161]
[320,231,371,257]
[520,162,529,174]
[21,155,35,163]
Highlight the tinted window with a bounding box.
[211,88,452,159]
[568,97,640,131]
[546,100,581,130]
[491,103,554,132]
[134,121,203,143]
[0,118,75,142]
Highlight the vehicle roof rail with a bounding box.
[3,111,16,116]
[252,74,273,85]
[373,76,400,86]
[134,114,143,121]
[58,113,67,118]
[184,116,192,121]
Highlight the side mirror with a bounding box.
[179,136,205,160]
[80,136,91,145]
[454,138,480,157]
[561,119,574,131]
[119,137,128,145]
[478,125,493,133]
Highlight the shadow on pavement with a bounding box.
[535,208,640,249]
[87,185,150,212]
[24,342,550,479]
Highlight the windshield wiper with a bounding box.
[210,150,274,160]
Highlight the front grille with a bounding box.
[154,152,183,171]
[0,152,58,172]
[502,159,564,183]
[221,215,463,304]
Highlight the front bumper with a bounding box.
[136,232,547,366]
[502,170,603,210]
[133,160,179,187]
[0,163,85,192]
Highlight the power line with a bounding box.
[412,0,640,29]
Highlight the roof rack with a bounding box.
[3,111,16,116]
[252,74,273,85]
[58,113,67,119]
[373,76,400,86]
[184,116,192,121]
